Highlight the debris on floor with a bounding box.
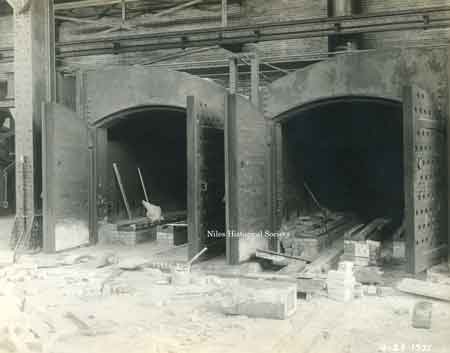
[341,218,390,266]
[326,261,356,302]
[392,221,406,260]
[280,212,358,259]
[0,238,448,353]
[397,278,450,302]
[427,262,450,286]
[354,266,384,285]
[412,301,433,329]
[222,279,297,320]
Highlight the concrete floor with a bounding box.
[0,239,449,353]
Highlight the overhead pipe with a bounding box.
[333,0,354,17]
[331,0,360,51]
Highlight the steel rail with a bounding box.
[57,18,450,58]
[56,5,450,46]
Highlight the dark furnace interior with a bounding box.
[281,98,404,232]
[106,107,187,222]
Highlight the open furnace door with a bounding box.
[226,93,268,264]
[42,103,90,252]
[187,96,225,259]
[403,85,447,273]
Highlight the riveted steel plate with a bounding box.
[404,85,447,274]
[187,95,225,260]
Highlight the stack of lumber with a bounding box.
[327,261,356,302]
[341,218,390,266]
[280,212,357,260]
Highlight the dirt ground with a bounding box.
[0,239,449,353]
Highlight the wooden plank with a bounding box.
[397,278,450,302]
[256,248,312,263]
[352,218,390,241]
[300,237,344,276]
[202,270,324,295]
[112,163,132,220]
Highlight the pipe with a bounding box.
[334,0,354,17]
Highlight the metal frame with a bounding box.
[403,85,448,273]
[228,53,260,107]
[55,6,450,57]
[224,93,239,263]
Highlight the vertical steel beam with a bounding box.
[121,0,126,22]
[221,0,227,27]
[229,56,238,94]
[13,0,54,248]
[250,53,260,107]
[448,47,450,268]
[47,0,56,101]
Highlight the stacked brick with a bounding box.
[342,240,381,266]
[340,218,390,267]
[99,222,157,246]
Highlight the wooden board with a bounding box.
[397,278,450,302]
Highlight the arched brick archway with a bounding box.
[80,67,226,125]
[265,48,447,120]
[264,48,449,272]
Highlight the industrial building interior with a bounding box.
[0,0,449,352]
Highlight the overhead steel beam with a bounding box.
[154,0,204,17]
[56,6,450,58]
[54,0,140,11]
[54,0,241,11]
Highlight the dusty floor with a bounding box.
[0,236,449,353]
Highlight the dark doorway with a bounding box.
[106,108,187,222]
[280,97,404,231]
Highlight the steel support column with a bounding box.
[12,0,55,249]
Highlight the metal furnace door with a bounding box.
[225,93,268,263]
[187,96,225,260]
[42,103,90,252]
[403,85,447,273]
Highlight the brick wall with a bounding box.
[361,0,450,48]
[0,15,13,48]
